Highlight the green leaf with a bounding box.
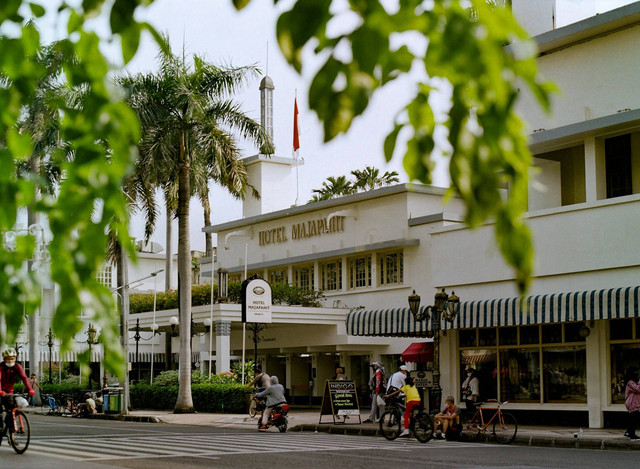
[384,124,402,163]
[232,0,251,10]
[120,23,141,64]
[110,0,137,34]
[6,128,33,159]
[68,10,84,34]
[29,3,46,17]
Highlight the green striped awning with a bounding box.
[346,307,436,337]
[346,287,640,336]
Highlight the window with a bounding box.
[459,323,588,403]
[542,346,586,402]
[379,251,403,286]
[320,260,342,292]
[499,349,540,402]
[293,264,314,290]
[268,269,288,285]
[96,266,112,287]
[348,255,371,289]
[229,274,242,284]
[605,134,632,198]
[610,319,640,403]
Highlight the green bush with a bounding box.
[130,383,249,413]
[153,370,210,386]
[130,281,325,314]
[39,383,87,403]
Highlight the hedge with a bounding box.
[15,382,87,402]
[130,282,325,314]
[130,383,250,413]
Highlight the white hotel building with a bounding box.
[43,1,640,428]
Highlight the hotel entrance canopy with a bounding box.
[346,286,640,335]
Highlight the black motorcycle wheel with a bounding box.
[278,417,288,433]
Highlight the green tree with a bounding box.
[237,0,554,293]
[310,175,356,202]
[120,47,268,412]
[351,166,399,191]
[0,1,158,375]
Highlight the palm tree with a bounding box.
[309,175,355,202]
[351,166,399,191]
[121,46,269,413]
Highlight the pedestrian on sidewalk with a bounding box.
[28,373,42,406]
[624,367,640,440]
[364,362,385,423]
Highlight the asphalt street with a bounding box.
[3,414,640,469]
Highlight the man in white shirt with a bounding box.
[387,365,408,392]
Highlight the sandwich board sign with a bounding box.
[241,278,272,323]
[319,380,361,425]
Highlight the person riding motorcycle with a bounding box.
[255,375,286,432]
[0,349,35,433]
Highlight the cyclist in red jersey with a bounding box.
[0,349,35,434]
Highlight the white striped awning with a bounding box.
[346,307,436,337]
[454,286,640,329]
[346,286,640,336]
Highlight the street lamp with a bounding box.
[85,323,99,389]
[133,317,158,382]
[43,328,54,384]
[407,288,460,413]
[246,323,266,373]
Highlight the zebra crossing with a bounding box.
[25,431,482,462]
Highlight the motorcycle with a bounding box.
[257,402,289,432]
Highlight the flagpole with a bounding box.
[294,90,300,206]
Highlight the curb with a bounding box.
[290,424,640,451]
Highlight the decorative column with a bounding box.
[215,320,231,373]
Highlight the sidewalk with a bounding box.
[72,408,640,451]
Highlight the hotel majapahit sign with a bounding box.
[241,278,272,323]
[258,216,345,247]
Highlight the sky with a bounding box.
[32,0,639,254]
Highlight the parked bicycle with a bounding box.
[1,393,31,454]
[459,400,517,444]
[40,393,62,415]
[379,395,433,443]
[62,394,78,415]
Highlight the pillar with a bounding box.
[586,321,605,428]
[215,320,231,373]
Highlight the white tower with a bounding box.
[243,76,301,218]
[260,75,274,149]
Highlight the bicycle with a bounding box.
[459,400,517,444]
[40,393,62,415]
[62,394,78,415]
[379,395,433,443]
[1,394,31,454]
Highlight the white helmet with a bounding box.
[2,349,17,358]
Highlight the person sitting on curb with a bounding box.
[434,395,461,440]
[386,376,420,438]
[73,393,97,418]
[256,375,286,432]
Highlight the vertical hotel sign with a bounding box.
[242,278,272,323]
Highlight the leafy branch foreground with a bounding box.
[2,1,551,382]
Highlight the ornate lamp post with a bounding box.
[246,323,266,373]
[45,328,54,384]
[86,324,99,389]
[408,288,460,413]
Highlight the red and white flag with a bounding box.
[293,97,301,158]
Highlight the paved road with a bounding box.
[4,414,640,469]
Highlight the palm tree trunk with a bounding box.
[174,133,195,413]
[203,188,212,257]
[165,203,172,291]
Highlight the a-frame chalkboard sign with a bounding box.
[318,380,361,425]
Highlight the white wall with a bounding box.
[512,0,556,36]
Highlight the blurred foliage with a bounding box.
[0,0,164,378]
[233,0,557,294]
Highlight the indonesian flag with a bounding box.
[293,97,300,158]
